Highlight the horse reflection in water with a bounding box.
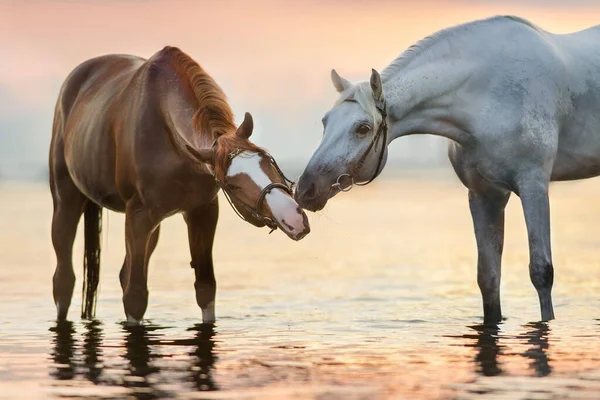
[49,321,218,397]
[519,322,552,377]
[451,322,552,378]
[122,324,218,394]
[462,324,504,377]
[49,321,77,380]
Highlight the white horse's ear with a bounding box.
[186,145,215,165]
[370,69,383,102]
[331,69,352,93]
[236,112,254,139]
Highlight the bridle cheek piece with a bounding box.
[216,152,295,234]
[331,99,388,192]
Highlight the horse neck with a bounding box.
[382,57,475,146]
[162,90,220,172]
[164,79,223,143]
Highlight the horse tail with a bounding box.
[81,201,102,319]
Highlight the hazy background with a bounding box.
[1,0,600,180]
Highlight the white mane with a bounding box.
[381,15,538,82]
[331,16,540,127]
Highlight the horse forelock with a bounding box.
[333,82,381,124]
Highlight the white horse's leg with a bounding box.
[518,176,555,321]
[469,188,511,324]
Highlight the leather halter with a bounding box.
[215,149,295,233]
[331,98,388,192]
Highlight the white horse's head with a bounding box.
[295,69,388,211]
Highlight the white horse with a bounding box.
[295,16,600,324]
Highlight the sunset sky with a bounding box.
[1,0,600,179]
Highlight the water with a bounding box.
[1,175,599,399]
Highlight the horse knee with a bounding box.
[529,260,554,291]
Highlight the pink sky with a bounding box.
[1,0,600,175]
[2,0,599,110]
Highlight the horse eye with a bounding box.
[356,124,371,135]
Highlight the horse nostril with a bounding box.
[304,182,317,200]
[281,219,295,232]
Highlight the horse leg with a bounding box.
[51,176,86,320]
[122,201,159,323]
[119,225,160,291]
[119,257,127,292]
[184,199,218,323]
[469,188,511,325]
[517,176,555,321]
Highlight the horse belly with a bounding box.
[64,125,125,212]
[552,138,600,181]
[552,96,600,181]
[68,163,125,212]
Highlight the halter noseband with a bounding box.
[215,149,295,234]
[331,98,388,192]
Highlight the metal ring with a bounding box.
[332,174,354,192]
[262,217,278,233]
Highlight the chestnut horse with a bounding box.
[50,46,310,324]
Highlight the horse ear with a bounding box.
[186,145,215,166]
[331,69,352,93]
[236,112,254,139]
[370,69,383,102]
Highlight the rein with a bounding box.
[331,98,388,192]
[215,150,295,233]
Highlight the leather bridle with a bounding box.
[215,149,295,233]
[331,98,388,192]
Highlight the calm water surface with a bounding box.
[1,175,599,399]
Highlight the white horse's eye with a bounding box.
[356,124,371,135]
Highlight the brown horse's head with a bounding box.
[188,113,310,241]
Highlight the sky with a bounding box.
[1,0,600,180]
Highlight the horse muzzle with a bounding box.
[294,176,330,212]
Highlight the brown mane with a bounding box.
[162,46,263,180]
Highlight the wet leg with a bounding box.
[469,188,510,324]
[119,225,160,291]
[51,177,86,320]
[184,199,218,323]
[518,177,555,321]
[122,201,160,323]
